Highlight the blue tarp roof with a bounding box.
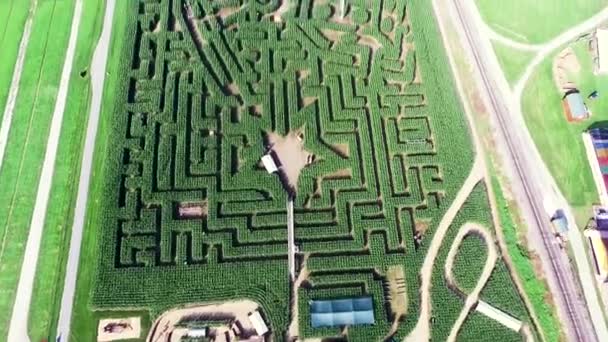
[565,92,588,119]
[310,297,375,328]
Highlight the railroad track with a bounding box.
[450,0,596,341]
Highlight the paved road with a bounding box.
[55,0,116,340]
[447,0,606,340]
[7,0,83,341]
[0,0,37,172]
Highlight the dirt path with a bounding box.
[405,157,484,342]
[444,224,498,341]
[0,0,37,173]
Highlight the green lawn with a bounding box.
[0,0,75,339]
[475,0,608,44]
[492,41,536,87]
[521,41,608,224]
[27,0,106,339]
[66,0,131,340]
[0,0,31,121]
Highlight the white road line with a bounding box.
[7,0,83,341]
[0,0,37,173]
[55,0,116,340]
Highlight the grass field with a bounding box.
[492,41,536,87]
[521,41,608,224]
[0,0,75,338]
[475,0,607,44]
[68,0,541,340]
[0,0,30,122]
[26,0,106,339]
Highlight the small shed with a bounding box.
[563,90,589,121]
[248,310,269,336]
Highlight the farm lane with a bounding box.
[7,0,83,341]
[0,0,36,173]
[482,24,541,52]
[448,0,608,340]
[445,224,498,342]
[55,0,116,340]
[405,156,484,342]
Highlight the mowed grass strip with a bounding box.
[28,0,106,339]
[0,0,75,339]
[66,0,130,340]
[0,0,31,121]
[475,0,607,44]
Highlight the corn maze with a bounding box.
[92,0,538,340]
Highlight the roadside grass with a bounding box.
[492,41,536,87]
[27,0,106,340]
[491,174,561,342]
[0,0,30,122]
[475,0,606,44]
[0,0,75,339]
[521,47,608,226]
[63,1,132,340]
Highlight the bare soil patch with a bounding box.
[552,47,581,91]
[266,128,314,194]
[98,317,141,342]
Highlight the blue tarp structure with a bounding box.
[310,297,375,328]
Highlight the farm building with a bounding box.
[595,28,608,74]
[309,297,375,328]
[562,90,589,121]
[583,128,608,206]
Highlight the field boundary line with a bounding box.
[7,0,83,340]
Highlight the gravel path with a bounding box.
[0,0,37,173]
[55,0,116,340]
[6,0,83,341]
[405,157,484,342]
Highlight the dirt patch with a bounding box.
[177,201,208,219]
[217,6,241,21]
[98,317,141,342]
[263,0,291,23]
[386,265,408,318]
[358,34,381,54]
[301,96,317,107]
[265,128,315,195]
[552,47,581,91]
[320,28,345,44]
[329,142,349,158]
[225,82,240,96]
